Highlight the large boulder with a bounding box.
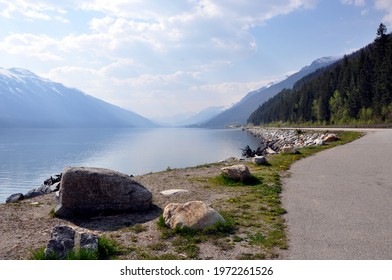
[163,201,225,230]
[221,164,251,182]
[54,167,152,218]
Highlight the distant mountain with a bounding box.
[154,106,226,127]
[200,56,340,128]
[181,106,226,126]
[248,32,392,125]
[0,68,156,128]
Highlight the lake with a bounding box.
[0,127,261,202]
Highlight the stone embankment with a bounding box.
[244,127,340,154]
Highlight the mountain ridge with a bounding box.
[0,67,156,128]
[198,56,340,128]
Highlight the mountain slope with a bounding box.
[248,32,392,125]
[179,106,226,127]
[0,68,155,128]
[200,57,340,128]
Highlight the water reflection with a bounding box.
[0,127,261,202]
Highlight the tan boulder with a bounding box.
[163,201,225,230]
[221,164,251,182]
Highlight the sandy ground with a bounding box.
[0,162,267,260]
[281,129,392,259]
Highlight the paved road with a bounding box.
[281,129,392,259]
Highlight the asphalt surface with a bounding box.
[281,129,392,259]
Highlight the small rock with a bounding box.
[221,164,251,182]
[314,139,325,146]
[160,189,189,196]
[163,201,225,230]
[280,145,299,154]
[6,193,24,203]
[24,189,44,199]
[44,225,75,259]
[322,134,340,142]
[252,155,267,165]
[80,233,99,252]
[265,147,278,155]
[49,182,61,193]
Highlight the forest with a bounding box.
[248,24,392,126]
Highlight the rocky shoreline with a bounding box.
[244,127,340,154]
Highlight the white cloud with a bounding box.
[341,0,392,25]
[375,0,392,25]
[340,0,366,6]
[0,0,320,118]
[0,33,63,61]
[0,0,71,22]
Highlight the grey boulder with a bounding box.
[252,155,267,165]
[55,167,152,218]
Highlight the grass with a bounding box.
[209,166,288,257]
[120,223,148,233]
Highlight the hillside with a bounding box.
[248,26,392,126]
[199,57,339,128]
[0,68,156,128]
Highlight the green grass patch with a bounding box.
[121,223,148,234]
[49,208,56,218]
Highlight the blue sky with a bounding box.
[0,0,391,120]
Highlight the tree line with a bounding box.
[248,24,392,126]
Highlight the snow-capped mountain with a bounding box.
[0,68,156,128]
[200,56,340,128]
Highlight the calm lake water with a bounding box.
[0,127,261,202]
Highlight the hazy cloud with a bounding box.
[2,0,380,119]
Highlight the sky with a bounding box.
[0,0,391,121]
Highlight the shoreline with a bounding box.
[0,128,363,260]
